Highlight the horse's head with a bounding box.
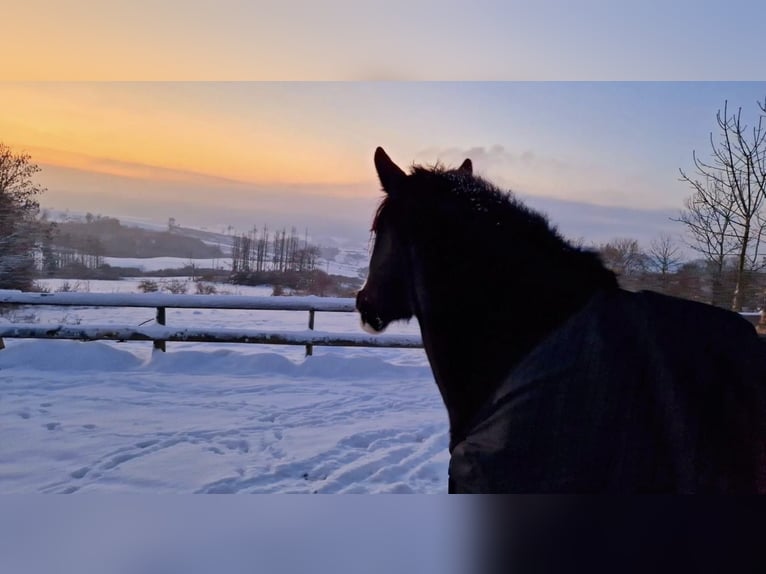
[356,147,472,333]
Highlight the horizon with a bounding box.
[4,82,766,246]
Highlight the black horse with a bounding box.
[357,147,766,493]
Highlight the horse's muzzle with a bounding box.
[355,290,386,333]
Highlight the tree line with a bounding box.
[230,226,320,274]
[227,227,361,297]
[594,235,766,311]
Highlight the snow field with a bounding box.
[0,278,448,494]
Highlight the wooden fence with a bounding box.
[0,291,423,355]
[2,290,763,355]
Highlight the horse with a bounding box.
[356,147,766,493]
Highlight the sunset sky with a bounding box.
[3,0,765,244]
[4,0,764,81]
[2,82,766,243]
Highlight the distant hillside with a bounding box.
[52,216,225,259]
[169,225,234,254]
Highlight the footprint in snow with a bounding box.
[70,466,90,479]
[222,439,250,453]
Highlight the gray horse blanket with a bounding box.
[449,289,766,493]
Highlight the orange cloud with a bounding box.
[0,84,371,190]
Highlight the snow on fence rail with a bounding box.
[0,290,423,355]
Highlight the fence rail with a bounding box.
[0,290,423,354]
[2,290,763,352]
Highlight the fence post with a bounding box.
[154,306,166,352]
[305,309,315,356]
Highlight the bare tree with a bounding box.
[598,237,646,277]
[645,233,683,295]
[648,233,683,275]
[674,176,738,305]
[597,237,648,292]
[678,99,766,310]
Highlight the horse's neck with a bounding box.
[416,261,611,450]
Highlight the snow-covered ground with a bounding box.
[320,246,370,278]
[104,248,369,278]
[104,252,367,278]
[0,278,447,494]
[102,256,229,271]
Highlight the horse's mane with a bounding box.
[372,162,559,235]
[372,163,615,288]
[412,163,565,243]
[370,162,618,289]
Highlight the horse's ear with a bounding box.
[374,147,407,193]
[458,158,472,174]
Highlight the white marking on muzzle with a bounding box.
[360,319,386,334]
